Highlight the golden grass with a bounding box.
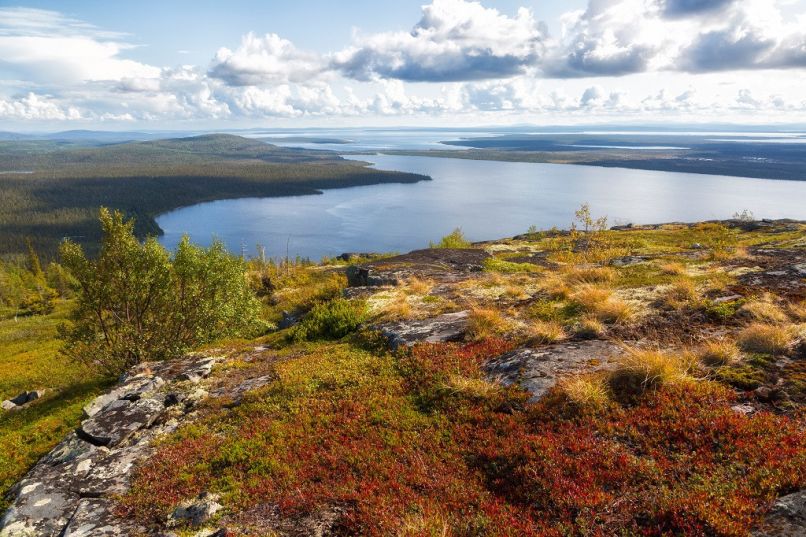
[659,261,686,276]
[740,294,789,323]
[571,284,613,308]
[661,278,699,309]
[406,276,434,296]
[592,299,634,324]
[382,296,413,320]
[540,274,570,299]
[466,308,510,341]
[571,285,634,324]
[608,348,692,400]
[563,266,615,285]
[560,375,610,410]
[574,316,606,339]
[737,323,795,355]
[697,339,742,367]
[529,320,567,344]
[789,300,806,322]
[445,374,500,399]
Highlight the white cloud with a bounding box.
[0,7,160,84]
[0,92,82,120]
[209,32,324,86]
[331,0,547,82]
[2,1,806,126]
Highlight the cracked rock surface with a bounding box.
[0,353,222,537]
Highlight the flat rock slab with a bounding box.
[62,499,146,537]
[0,484,78,537]
[83,376,163,418]
[379,311,469,349]
[347,248,489,287]
[751,490,806,536]
[485,341,621,401]
[78,397,164,447]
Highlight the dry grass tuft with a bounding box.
[608,348,692,401]
[563,266,615,285]
[466,308,510,341]
[660,278,698,309]
[572,285,633,324]
[789,300,806,322]
[571,284,612,308]
[406,276,434,296]
[659,262,686,276]
[383,296,413,320]
[560,375,610,410]
[574,316,606,339]
[540,274,571,299]
[529,320,567,344]
[740,294,788,323]
[737,323,795,355]
[445,374,500,400]
[697,339,741,367]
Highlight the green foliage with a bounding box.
[290,299,367,342]
[483,257,541,273]
[0,302,110,507]
[59,208,261,375]
[702,297,745,321]
[429,227,471,249]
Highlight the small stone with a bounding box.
[731,403,755,415]
[690,243,703,249]
[713,294,743,304]
[164,392,185,407]
[169,492,222,529]
[9,392,28,406]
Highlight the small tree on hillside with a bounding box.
[60,208,260,375]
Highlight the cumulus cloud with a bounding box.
[2,0,806,125]
[540,0,667,78]
[331,0,546,82]
[0,92,82,120]
[209,32,324,86]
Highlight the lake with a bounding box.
[156,155,806,260]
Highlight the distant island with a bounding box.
[386,132,806,182]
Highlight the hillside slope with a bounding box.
[1,220,804,536]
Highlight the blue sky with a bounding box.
[1,0,805,130]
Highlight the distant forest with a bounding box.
[0,134,428,259]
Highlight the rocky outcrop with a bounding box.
[751,490,806,536]
[0,353,223,537]
[346,248,489,287]
[379,311,470,349]
[485,341,620,401]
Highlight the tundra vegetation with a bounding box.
[1,207,805,534]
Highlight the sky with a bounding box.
[1,0,806,130]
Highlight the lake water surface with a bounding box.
[157,155,806,260]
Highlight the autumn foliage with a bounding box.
[121,339,805,535]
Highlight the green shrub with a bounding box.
[483,258,540,273]
[60,208,261,375]
[430,228,471,249]
[291,299,367,342]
